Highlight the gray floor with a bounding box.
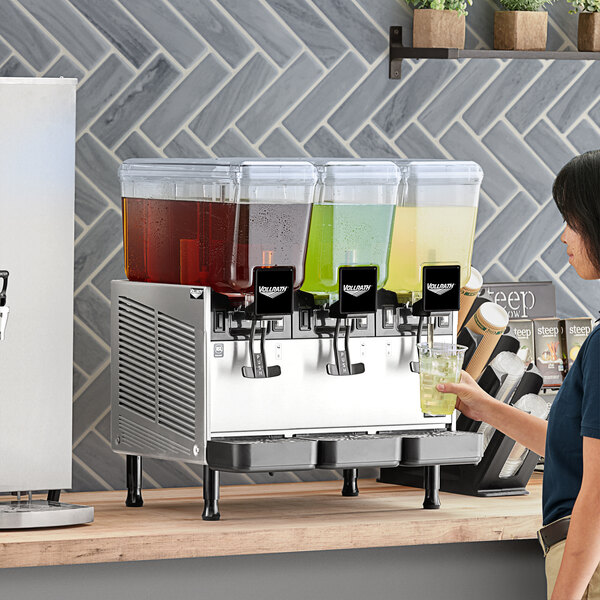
[2,539,545,600]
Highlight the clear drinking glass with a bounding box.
[417,343,467,415]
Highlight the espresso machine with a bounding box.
[0,78,93,528]
[111,158,484,520]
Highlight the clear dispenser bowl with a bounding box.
[301,160,400,298]
[119,159,317,294]
[385,160,483,297]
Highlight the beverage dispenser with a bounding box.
[111,158,484,521]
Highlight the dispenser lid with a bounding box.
[118,158,317,185]
[118,158,233,184]
[316,160,401,185]
[402,160,483,185]
[234,159,317,185]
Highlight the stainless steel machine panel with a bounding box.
[111,280,209,462]
[111,281,452,464]
[0,78,76,493]
[209,336,451,435]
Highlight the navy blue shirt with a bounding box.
[543,324,600,525]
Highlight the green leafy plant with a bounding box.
[497,0,554,9]
[405,0,473,17]
[567,0,600,12]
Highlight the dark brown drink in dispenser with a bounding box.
[123,197,235,288]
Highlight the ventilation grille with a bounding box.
[118,297,156,421]
[117,297,196,441]
[157,312,196,440]
[118,415,190,456]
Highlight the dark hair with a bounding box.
[552,150,600,274]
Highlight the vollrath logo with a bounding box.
[189,289,203,299]
[343,284,372,298]
[258,286,288,299]
[427,283,455,296]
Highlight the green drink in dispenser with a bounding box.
[385,160,483,299]
[301,161,400,299]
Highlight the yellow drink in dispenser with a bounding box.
[384,161,482,297]
[386,205,478,294]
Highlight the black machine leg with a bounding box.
[47,489,61,503]
[423,465,441,510]
[342,468,359,497]
[126,455,144,507]
[202,465,220,521]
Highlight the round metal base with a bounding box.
[0,500,94,529]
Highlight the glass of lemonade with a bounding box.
[417,343,467,415]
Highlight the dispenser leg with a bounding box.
[126,455,144,507]
[47,489,61,503]
[342,468,359,497]
[202,465,220,521]
[423,465,441,510]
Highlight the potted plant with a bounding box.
[405,0,472,49]
[494,0,555,50]
[567,0,600,51]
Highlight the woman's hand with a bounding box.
[437,370,493,422]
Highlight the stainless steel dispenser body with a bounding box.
[111,281,455,463]
[0,78,76,493]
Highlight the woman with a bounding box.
[438,150,600,599]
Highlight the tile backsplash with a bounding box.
[1,0,599,491]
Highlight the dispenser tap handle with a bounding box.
[326,318,365,377]
[0,270,8,307]
[242,318,281,379]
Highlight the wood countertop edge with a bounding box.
[0,477,544,569]
[0,514,542,569]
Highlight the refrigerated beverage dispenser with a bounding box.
[111,158,485,520]
[0,78,93,528]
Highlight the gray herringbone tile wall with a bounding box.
[1,0,599,492]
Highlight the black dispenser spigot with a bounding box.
[412,265,461,346]
[0,270,8,307]
[326,266,377,377]
[241,267,294,379]
[0,270,9,341]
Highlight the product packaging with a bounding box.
[533,318,563,387]
[508,319,535,367]
[560,318,594,372]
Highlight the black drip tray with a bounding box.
[206,437,318,472]
[301,434,402,469]
[398,430,483,466]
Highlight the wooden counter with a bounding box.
[0,475,543,569]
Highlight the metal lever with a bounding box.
[326,318,365,376]
[242,317,281,379]
[0,270,9,341]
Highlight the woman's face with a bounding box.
[561,224,600,280]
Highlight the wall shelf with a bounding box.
[389,26,600,79]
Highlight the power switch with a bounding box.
[437,315,450,329]
[356,317,368,330]
[214,311,226,333]
[383,307,395,329]
[299,309,312,331]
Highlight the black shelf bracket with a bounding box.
[389,26,404,79]
[389,25,600,79]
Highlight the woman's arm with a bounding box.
[438,371,547,456]
[550,436,600,599]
